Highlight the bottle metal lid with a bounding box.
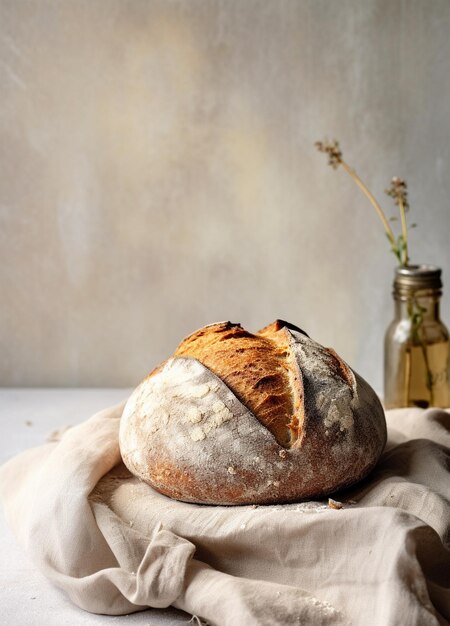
[394,265,442,297]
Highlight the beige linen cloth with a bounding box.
[0,403,449,626]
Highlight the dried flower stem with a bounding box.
[408,298,435,406]
[398,195,409,265]
[339,160,396,247]
[315,140,414,267]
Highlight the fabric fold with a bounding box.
[173,560,349,626]
[0,404,449,625]
[0,403,196,615]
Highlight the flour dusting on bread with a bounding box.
[119,320,386,505]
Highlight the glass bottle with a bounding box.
[384,265,450,409]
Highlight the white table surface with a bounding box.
[0,389,195,626]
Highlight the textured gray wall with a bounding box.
[1,0,450,389]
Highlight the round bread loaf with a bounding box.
[119,320,386,505]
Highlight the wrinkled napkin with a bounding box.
[0,404,449,626]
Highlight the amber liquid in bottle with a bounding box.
[384,266,450,410]
[406,342,449,408]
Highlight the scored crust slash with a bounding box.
[119,320,387,505]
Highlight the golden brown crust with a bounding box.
[256,321,306,445]
[119,320,387,505]
[173,321,298,447]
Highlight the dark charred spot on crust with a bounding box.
[258,319,309,338]
[274,320,310,337]
[223,321,242,329]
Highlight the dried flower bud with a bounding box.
[385,176,409,211]
[315,140,343,169]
